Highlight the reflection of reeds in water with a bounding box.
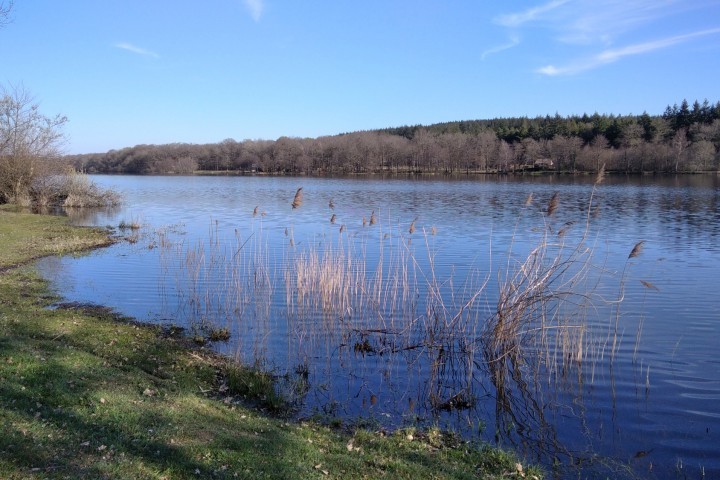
[158,218,273,361]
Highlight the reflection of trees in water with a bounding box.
[598,175,720,252]
[63,205,123,225]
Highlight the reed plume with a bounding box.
[524,193,533,207]
[640,280,659,291]
[291,187,303,209]
[330,214,337,224]
[557,221,574,237]
[329,198,335,209]
[369,211,377,226]
[409,216,418,234]
[628,240,645,259]
[253,206,259,217]
[547,192,559,217]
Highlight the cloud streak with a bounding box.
[114,42,159,58]
[244,0,264,22]
[537,28,720,76]
[494,0,571,28]
[481,35,521,60]
[494,0,705,45]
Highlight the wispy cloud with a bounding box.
[481,35,521,60]
[493,1,720,74]
[494,0,571,28]
[554,1,696,46]
[537,28,720,76]
[244,0,264,22]
[495,0,709,46]
[114,42,159,58]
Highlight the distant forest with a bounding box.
[68,99,720,175]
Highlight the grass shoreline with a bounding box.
[0,208,541,479]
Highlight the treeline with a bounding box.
[68,99,720,175]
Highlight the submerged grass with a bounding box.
[0,209,540,479]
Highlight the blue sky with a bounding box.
[2,0,719,154]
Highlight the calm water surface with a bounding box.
[37,174,720,479]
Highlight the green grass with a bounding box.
[0,206,115,269]
[0,209,542,479]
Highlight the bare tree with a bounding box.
[671,128,689,173]
[0,84,68,204]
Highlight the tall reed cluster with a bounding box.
[155,177,648,428]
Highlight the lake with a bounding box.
[36,174,720,479]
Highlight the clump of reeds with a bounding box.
[64,179,122,207]
[291,187,303,209]
[118,219,141,230]
[159,176,648,441]
[207,326,231,342]
[224,363,285,411]
[31,168,122,208]
[482,173,647,406]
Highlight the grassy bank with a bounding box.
[0,209,541,479]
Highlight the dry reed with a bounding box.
[291,187,303,209]
[157,178,647,439]
[640,279,659,291]
[409,217,418,234]
[628,240,645,259]
[547,192,559,216]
